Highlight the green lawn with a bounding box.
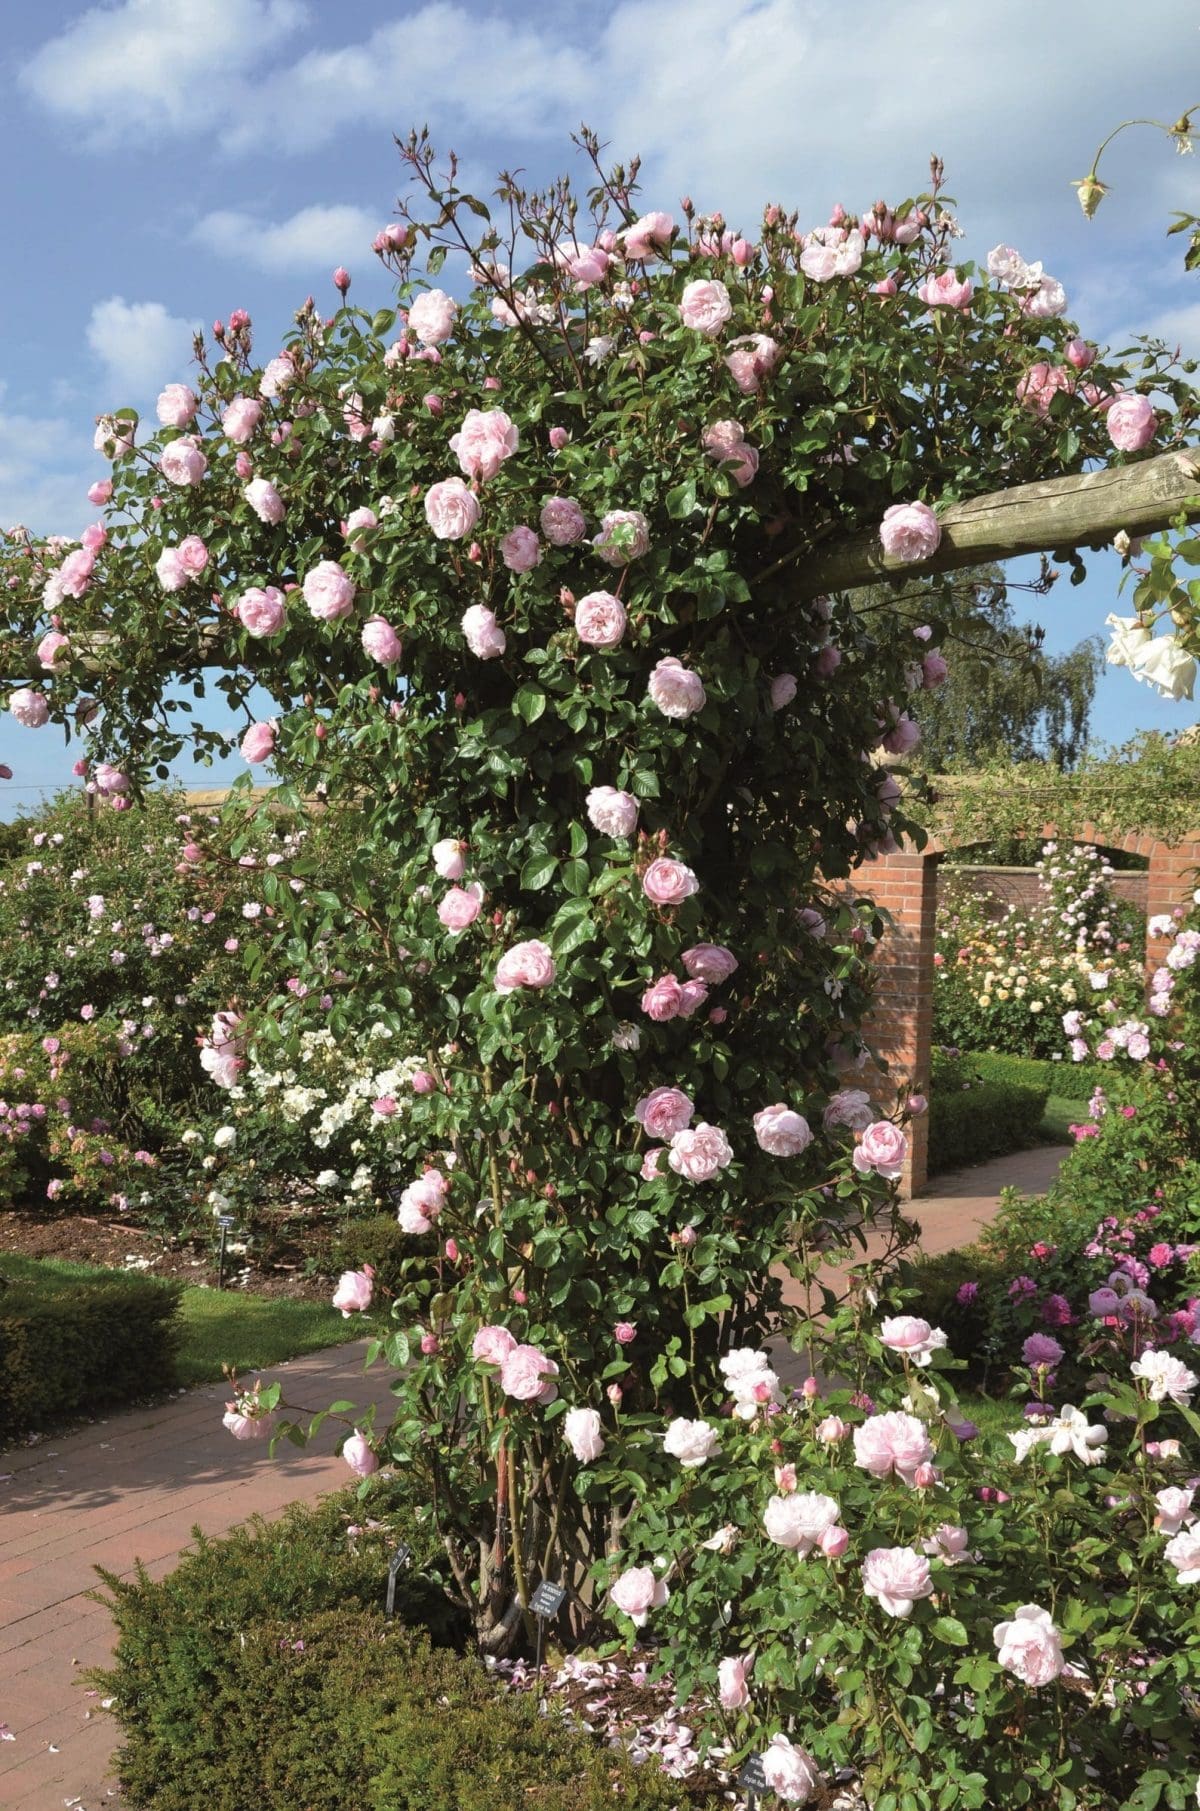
[1040,1094,1088,1143]
[0,1253,363,1387]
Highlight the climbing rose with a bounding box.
[763,1490,841,1553]
[462,604,506,659]
[407,288,458,344]
[753,1104,813,1157]
[635,1087,694,1139]
[917,269,973,309]
[342,1430,380,1478]
[156,383,197,427]
[770,672,798,709]
[494,940,556,993]
[1107,393,1156,452]
[702,419,758,485]
[862,1547,934,1617]
[438,884,483,933]
[594,508,650,565]
[678,278,733,335]
[668,1122,733,1181]
[473,1324,516,1365]
[922,652,948,687]
[663,1417,721,1467]
[1164,1527,1200,1583]
[222,396,263,443]
[1131,1348,1198,1405]
[563,1407,605,1462]
[223,1399,275,1441]
[432,838,467,880]
[648,657,706,718]
[160,437,207,486]
[500,525,541,572]
[642,858,699,905]
[240,720,276,765]
[725,332,780,394]
[1154,1487,1196,1534]
[575,591,627,647]
[586,786,638,836]
[332,1268,374,1316]
[609,1565,669,1625]
[36,632,70,668]
[799,225,865,281]
[244,477,285,524]
[760,1734,820,1803]
[500,1343,559,1403]
[361,616,403,663]
[303,561,356,621]
[1016,361,1073,418]
[450,408,519,481]
[259,353,295,398]
[539,495,587,545]
[622,211,675,258]
[234,586,285,639]
[681,944,738,983]
[424,477,480,540]
[853,1411,933,1484]
[879,501,941,562]
[717,1654,753,1710]
[993,1604,1066,1685]
[879,1316,949,1365]
[853,1120,907,1179]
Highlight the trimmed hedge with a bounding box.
[964,1048,1110,1104]
[928,1052,1049,1176]
[92,1486,677,1811]
[0,1268,182,1442]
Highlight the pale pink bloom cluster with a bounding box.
[668,1122,733,1181]
[362,616,403,663]
[1154,1486,1195,1535]
[157,383,198,427]
[853,1410,933,1484]
[160,436,208,487]
[594,508,650,565]
[450,408,519,481]
[725,332,780,394]
[574,590,627,647]
[199,1009,245,1089]
[763,1490,842,1555]
[702,418,758,487]
[154,536,209,592]
[1164,1527,1200,1583]
[397,1167,449,1234]
[462,603,506,658]
[222,1386,275,1442]
[635,1087,694,1140]
[609,1564,669,1625]
[1131,1348,1198,1405]
[586,787,638,837]
[681,943,738,983]
[760,1734,819,1804]
[1009,1404,1107,1465]
[642,857,699,906]
[770,673,798,710]
[9,688,50,728]
[753,1104,813,1157]
[878,1315,948,1366]
[499,1342,559,1403]
[425,477,480,540]
[563,1406,605,1461]
[663,1417,720,1467]
[852,1120,907,1179]
[647,657,706,719]
[720,1346,783,1417]
[495,939,556,993]
[1107,393,1156,452]
[37,631,70,669]
[222,396,263,443]
[1016,361,1073,418]
[992,1604,1065,1685]
[799,224,865,282]
[861,1546,933,1617]
[642,973,708,1021]
[432,837,467,879]
[923,1523,972,1565]
[622,212,675,259]
[331,1266,374,1316]
[437,883,484,933]
[879,501,941,563]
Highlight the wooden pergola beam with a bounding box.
[792,447,1200,598]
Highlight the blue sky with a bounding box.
[0,0,1197,814]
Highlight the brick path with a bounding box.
[0,1143,1066,1810]
[0,1339,372,1811]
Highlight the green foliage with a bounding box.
[927,1050,1049,1175]
[964,1048,1112,1105]
[0,1266,181,1439]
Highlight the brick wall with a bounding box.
[940,865,1148,920]
[854,850,938,1199]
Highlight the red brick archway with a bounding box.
[859,825,1200,1198]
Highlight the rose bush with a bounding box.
[1,132,1198,1803]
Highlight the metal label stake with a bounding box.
[529,1579,566,1675]
[216,1214,235,1290]
[739,1753,768,1808]
[384,1542,412,1617]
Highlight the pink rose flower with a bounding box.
[425,476,481,540]
[799,224,865,281]
[438,884,484,933]
[668,1122,733,1181]
[879,502,941,563]
[473,1324,516,1365]
[640,1147,667,1180]
[449,408,519,482]
[574,590,627,648]
[432,838,467,880]
[1155,1486,1196,1535]
[641,973,707,1020]
[563,1406,605,1461]
[303,560,356,622]
[622,211,675,259]
[93,762,130,794]
[499,1342,559,1402]
[879,1316,948,1365]
[917,269,973,309]
[1164,1527,1200,1583]
[1107,393,1156,452]
[681,944,738,984]
[462,604,506,659]
[223,1400,276,1441]
[1065,337,1095,369]
[361,616,403,663]
[702,418,758,485]
[222,396,263,443]
[761,1734,819,1804]
[37,632,70,669]
[259,353,295,398]
[770,672,798,710]
[594,509,649,565]
[609,1564,669,1626]
[753,1104,813,1157]
[647,657,706,719]
[922,652,948,687]
[397,1168,449,1235]
[881,712,920,756]
[500,525,541,572]
[862,1547,933,1617]
[407,288,458,345]
[853,1410,933,1484]
[678,278,733,336]
[160,436,207,486]
[1016,361,1073,418]
[816,1415,848,1445]
[494,939,556,993]
[240,720,276,765]
[763,1490,841,1553]
[342,1430,379,1478]
[1022,1333,1064,1368]
[539,495,586,545]
[724,332,780,394]
[642,857,699,906]
[237,586,286,637]
[244,477,285,524]
[852,1120,907,1179]
[154,548,188,592]
[88,478,113,505]
[717,1654,753,1710]
[331,1267,374,1316]
[156,383,198,427]
[993,1604,1065,1685]
[635,1087,694,1140]
[663,1417,720,1467]
[586,786,637,837]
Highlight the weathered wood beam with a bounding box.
[791,447,1200,598]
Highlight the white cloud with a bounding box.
[86,297,199,401]
[0,400,91,538]
[193,202,379,273]
[20,0,306,141]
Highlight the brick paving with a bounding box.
[0,1143,1066,1811]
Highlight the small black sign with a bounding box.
[530,1580,566,1619]
[739,1753,768,1793]
[216,1214,236,1229]
[384,1543,413,1618]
